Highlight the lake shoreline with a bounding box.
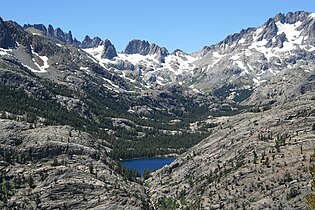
[120,157,176,175]
[119,153,179,161]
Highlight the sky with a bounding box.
[1,0,315,53]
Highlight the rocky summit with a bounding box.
[0,11,315,209]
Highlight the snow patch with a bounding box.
[0,48,12,56]
[32,32,42,36]
[189,85,201,93]
[118,53,159,66]
[103,77,120,90]
[22,64,45,73]
[253,78,267,86]
[253,27,264,40]
[80,67,90,73]
[309,13,315,18]
[249,39,278,60]
[208,58,221,68]
[36,56,49,70]
[32,56,49,72]
[227,91,236,100]
[156,76,166,86]
[80,67,89,70]
[238,38,246,44]
[120,71,137,83]
[213,52,225,58]
[231,54,240,60]
[84,43,200,86]
[273,21,303,52]
[84,45,108,62]
[276,21,302,42]
[29,46,49,72]
[234,60,246,71]
[163,53,197,76]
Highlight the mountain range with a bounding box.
[0,11,315,209]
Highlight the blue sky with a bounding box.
[1,0,315,53]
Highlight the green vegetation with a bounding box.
[257,132,273,141]
[159,197,179,210]
[0,170,16,209]
[143,169,150,180]
[0,84,87,129]
[253,150,258,164]
[115,162,141,183]
[306,149,315,209]
[212,84,253,102]
[286,187,300,200]
[0,66,256,160]
[110,131,209,159]
[275,132,289,153]
[306,194,315,210]
[0,82,212,159]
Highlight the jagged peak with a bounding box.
[124,39,168,55]
[23,23,74,44]
[100,38,117,59]
[124,39,150,55]
[81,35,102,48]
[124,39,169,62]
[273,11,311,24]
[101,38,113,46]
[171,49,187,56]
[200,11,315,55]
[23,23,47,33]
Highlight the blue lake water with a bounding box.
[121,157,175,175]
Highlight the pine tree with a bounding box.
[253,151,258,164]
[143,169,150,179]
[89,163,94,174]
[29,175,35,189]
[52,158,58,166]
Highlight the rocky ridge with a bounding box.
[0,10,315,209]
[148,93,315,209]
[23,23,76,45]
[0,119,149,209]
[188,11,315,102]
[124,39,169,63]
[80,11,315,107]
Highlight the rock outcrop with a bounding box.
[1,11,315,210]
[124,39,169,63]
[0,119,149,209]
[24,23,74,45]
[148,95,315,209]
[0,17,16,49]
[81,35,102,48]
[101,39,117,59]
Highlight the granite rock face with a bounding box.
[23,23,74,45]
[1,11,315,210]
[23,24,47,34]
[124,39,169,63]
[0,119,149,209]
[101,39,117,59]
[124,39,152,55]
[187,11,315,104]
[148,94,315,209]
[47,24,54,37]
[81,35,102,48]
[0,17,16,49]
